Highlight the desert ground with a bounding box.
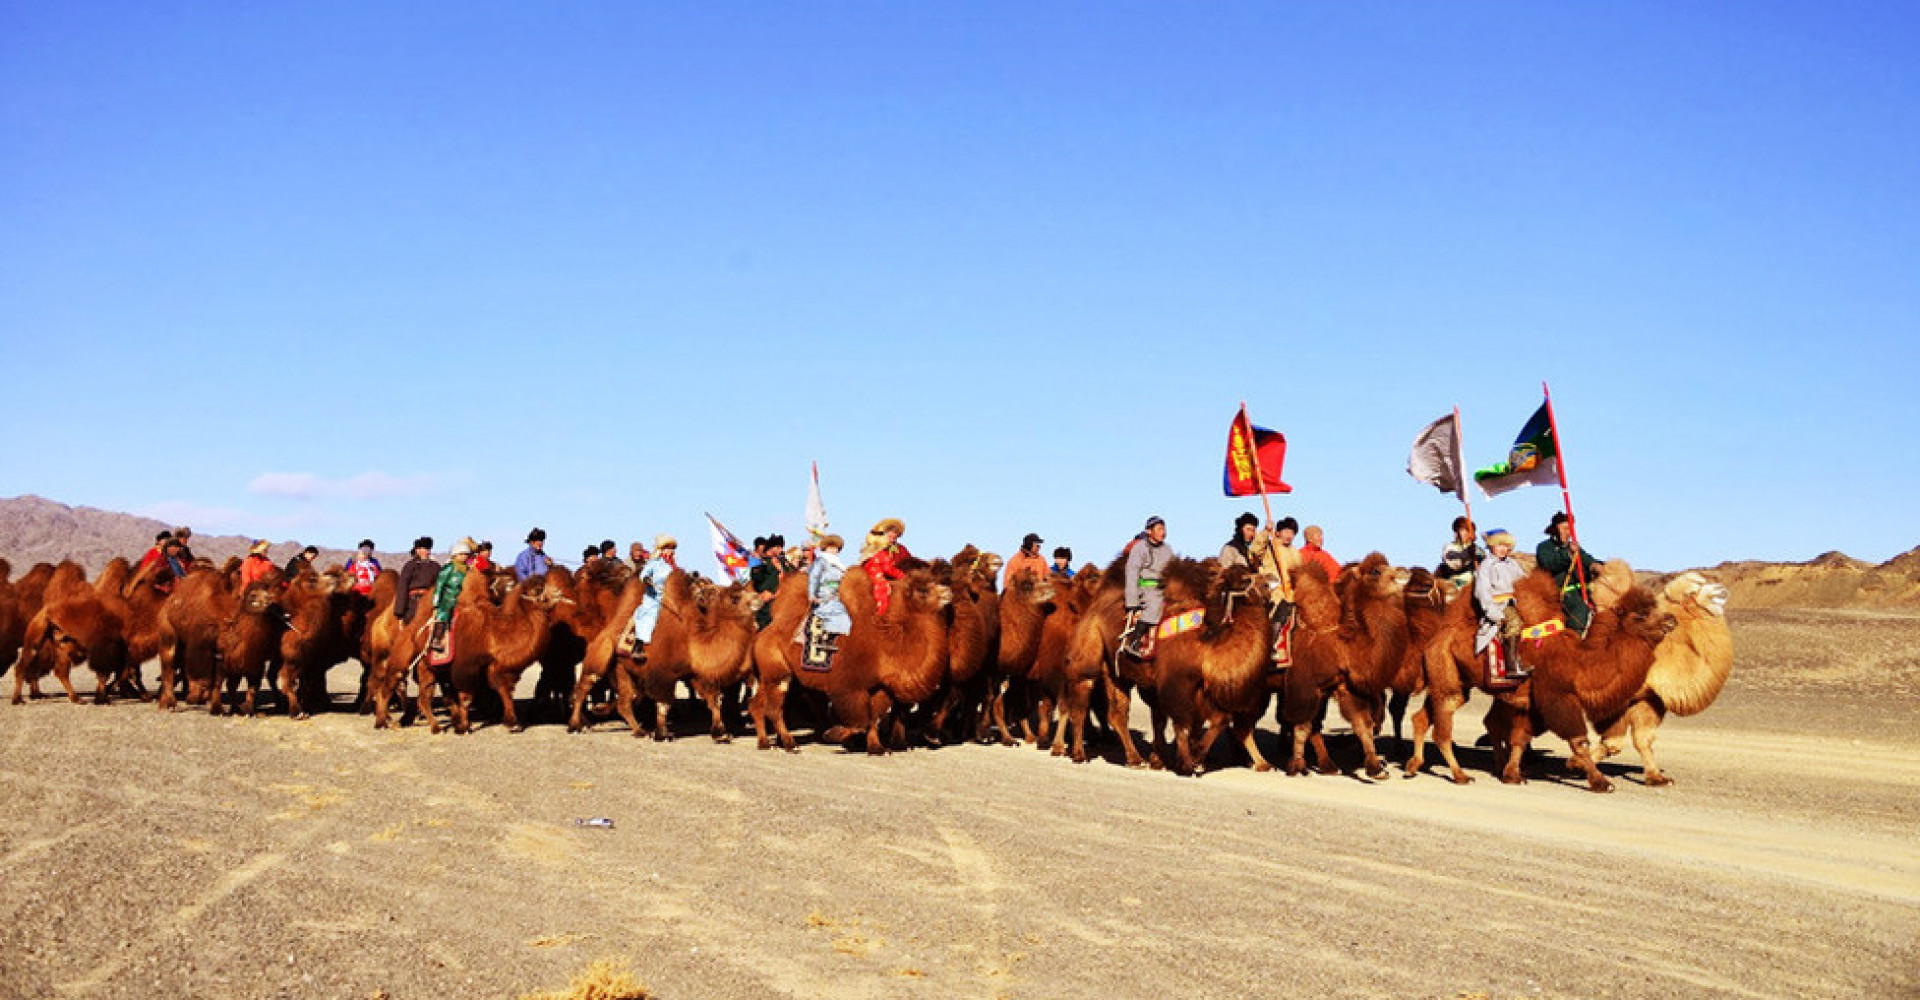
[2,609,1916,1000]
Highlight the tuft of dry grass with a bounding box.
[518,957,651,1000]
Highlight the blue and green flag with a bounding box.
[1473,402,1559,497]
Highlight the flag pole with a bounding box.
[1240,401,1293,596]
[1540,382,1590,609]
[1454,404,1473,526]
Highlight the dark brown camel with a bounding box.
[569,569,693,739]
[1151,563,1274,775]
[276,569,357,718]
[927,549,1000,746]
[1033,567,1102,760]
[986,564,1055,746]
[1271,561,1349,777]
[1317,553,1410,779]
[415,571,567,734]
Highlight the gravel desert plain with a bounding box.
[1,603,1916,1000]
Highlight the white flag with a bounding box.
[1408,411,1466,500]
[805,461,830,540]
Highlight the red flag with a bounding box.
[1223,407,1290,496]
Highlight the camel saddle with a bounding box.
[800,614,837,672]
[428,615,457,667]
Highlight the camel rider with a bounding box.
[514,528,551,581]
[1249,517,1302,666]
[1119,516,1172,658]
[1218,512,1259,570]
[394,536,439,624]
[1436,516,1481,590]
[240,540,276,589]
[861,519,912,617]
[284,545,319,579]
[625,534,678,658]
[1003,533,1049,591]
[1051,546,1074,578]
[802,534,851,669]
[1537,512,1602,634]
[472,541,495,573]
[428,538,474,654]
[750,534,788,628]
[1474,529,1529,687]
[347,540,382,597]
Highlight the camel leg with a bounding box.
[1285,721,1313,775]
[54,659,81,704]
[1334,686,1386,779]
[1036,691,1058,753]
[489,668,522,733]
[9,661,22,706]
[94,668,113,705]
[750,671,798,752]
[416,663,441,734]
[279,663,305,720]
[452,690,473,735]
[1565,735,1613,793]
[602,667,641,737]
[1619,702,1670,786]
[1402,697,1432,778]
[240,674,259,717]
[865,691,893,755]
[1104,675,1145,768]
[1426,694,1473,784]
[1386,688,1410,753]
[1236,717,1274,773]
[698,683,731,743]
[1308,723,1338,775]
[1066,679,1095,763]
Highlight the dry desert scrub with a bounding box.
[518,958,651,1000]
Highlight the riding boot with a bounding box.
[428,620,449,655]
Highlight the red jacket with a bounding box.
[864,544,911,584]
[240,554,275,588]
[1300,543,1341,582]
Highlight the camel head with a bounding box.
[971,551,1004,588]
[1204,563,1267,629]
[238,583,278,615]
[1662,571,1729,620]
[1402,566,1446,609]
[1007,567,1056,605]
[1345,552,1401,600]
[901,569,953,613]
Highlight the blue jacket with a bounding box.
[514,545,552,581]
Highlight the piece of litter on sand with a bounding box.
[573,817,615,829]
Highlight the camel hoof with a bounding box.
[756,737,772,750]
[508,724,525,734]
[713,734,732,745]
[1285,761,1305,776]
[1588,778,1615,793]
[1253,762,1273,773]
[1646,773,1673,787]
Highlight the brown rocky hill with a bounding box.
[1693,548,1920,611]
[0,494,404,576]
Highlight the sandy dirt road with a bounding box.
[1,610,1916,1000]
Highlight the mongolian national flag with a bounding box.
[1473,401,1560,497]
[1223,406,1291,497]
[706,512,751,583]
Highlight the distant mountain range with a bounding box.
[1,493,1916,610]
[0,494,405,575]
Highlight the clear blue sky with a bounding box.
[4,2,1916,573]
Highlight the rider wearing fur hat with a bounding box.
[1119,516,1172,658]
[802,534,851,668]
[861,518,913,617]
[1537,512,1601,633]
[394,536,439,624]
[1002,532,1049,591]
[1218,512,1260,570]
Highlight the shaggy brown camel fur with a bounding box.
[1033,567,1103,760]
[569,569,694,739]
[1411,568,1667,791]
[415,572,567,734]
[1594,572,1734,786]
[1382,567,1450,755]
[15,573,130,706]
[1271,561,1350,776]
[354,570,401,712]
[276,569,357,718]
[1317,553,1410,779]
[1065,555,1211,770]
[213,571,286,717]
[0,560,23,688]
[748,569,811,751]
[750,562,953,754]
[1152,563,1275,776]
[533,565,617,722]
[927,549,1000,746]
[676,576,761,742]
[987,565,1056,745]
[156,564,240,711]
[367,578,440,730]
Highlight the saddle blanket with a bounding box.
[1154,610,1205,641]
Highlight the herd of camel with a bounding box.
[0,542,1735,792]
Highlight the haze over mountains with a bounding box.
[1,494,1916,610]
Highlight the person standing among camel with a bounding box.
[625,534,678,658]
[1218,512,1259,570]
[803,534,851,669]
[861,519,912,617]
[1299,525,1340,582]
[1003,533,1049,591]
[428,539,474,653]
[1119,516,1172,658]
[1474,528,1529,686]
[394,536,439,624]
[1537,511,1602,634]
[514,528,550,581]
[1436,516,1481,590]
